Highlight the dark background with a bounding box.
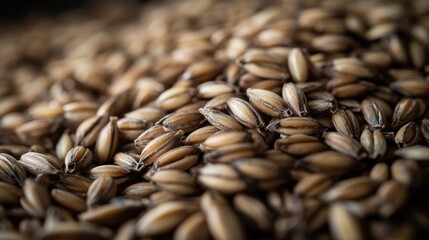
[0,0,150,20]
[0,0,88,20]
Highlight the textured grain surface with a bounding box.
[0,0,428,239]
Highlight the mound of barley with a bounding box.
[0,0,428,239]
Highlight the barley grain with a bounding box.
[0,153,26,186]
[65,146,92,174]
[201,191,245,240]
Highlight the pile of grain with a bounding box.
[0,0,429,239]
